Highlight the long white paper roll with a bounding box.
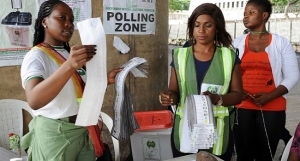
[76,18,107,126]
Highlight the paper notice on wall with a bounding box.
[36,0,92,29]
[5,26,30,47]
[0,48,30,67]
[75,18,107,126]
[103,0,156,35]
[0,0,36,66]
[11,0,22,9]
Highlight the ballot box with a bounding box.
[130,110,174,161]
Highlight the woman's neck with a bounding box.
[193,43,215,54]
[43,38,64,47]
[250,30,268,34]
[193,43,216,61]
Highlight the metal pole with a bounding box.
[234,20,236,39]
[290,20,292,42]
[275,18,277,33]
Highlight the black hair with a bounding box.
[33,0,70,51]
[247,0,272,21]
[187,3,232,48]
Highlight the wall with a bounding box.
[0,0,169,160]
[169,18,300,45]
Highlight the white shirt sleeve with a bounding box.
[21,48,48,88]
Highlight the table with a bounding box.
[163,153,224,161]
[0,147,27,161]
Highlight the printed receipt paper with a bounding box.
[76,18,107,126]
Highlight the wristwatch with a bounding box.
[216,94,223,106]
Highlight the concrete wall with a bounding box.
[0,0,169,160]
[169,18,300,45]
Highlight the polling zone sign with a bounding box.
[103,0,156,35]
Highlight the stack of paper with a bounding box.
[180,95,216,153]
[111,57,148,139]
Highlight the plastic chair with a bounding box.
[281,136,294,161]
[99,112,120,161]
[0,99,33,157]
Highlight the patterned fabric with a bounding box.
[290,123,300,156]
[9,133,20,156]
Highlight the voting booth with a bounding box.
[130,110,174,161]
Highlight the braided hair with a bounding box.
[33,0,71,52]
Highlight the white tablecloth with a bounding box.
[0,147,27,161]
[163,153,224,161]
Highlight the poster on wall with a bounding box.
[0,0,36,67]
[103,0,156,35]
[0,0,92,67]
[37,0,92,29]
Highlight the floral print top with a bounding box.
[291,123,300,156]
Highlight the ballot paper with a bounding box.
[75,18,107,126]
[180,95,216,153]
[113,36,130,54]
[112,57,147,139]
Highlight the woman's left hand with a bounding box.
[252,92,272,106]
[107,68,123,85]
[202,91,220,105]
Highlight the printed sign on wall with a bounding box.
[103,0,156,35]
[0,0,36,66]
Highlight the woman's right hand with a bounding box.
[243,90,250,100]
[159,91,175,106]
[67,45,96,69]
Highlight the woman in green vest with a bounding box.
[159,3,243,161]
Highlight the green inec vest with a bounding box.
[173,46,236,155]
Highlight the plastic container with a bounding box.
[131,110,174,161]
[134,110,173,131]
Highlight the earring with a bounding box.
[43,25,47,28]
[192,37,196,45]
[215,33,218,45]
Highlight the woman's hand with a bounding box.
[202,91,220,105]
[66,45,96,69]
[243,90,250,100]
[159,91,178,106]
[252,92,272,107]
[107,68,122,85]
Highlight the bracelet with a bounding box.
[216,94,223,106]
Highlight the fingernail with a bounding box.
[93,45,97,47]
[94,48,97,51]
[94,52,96,55]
